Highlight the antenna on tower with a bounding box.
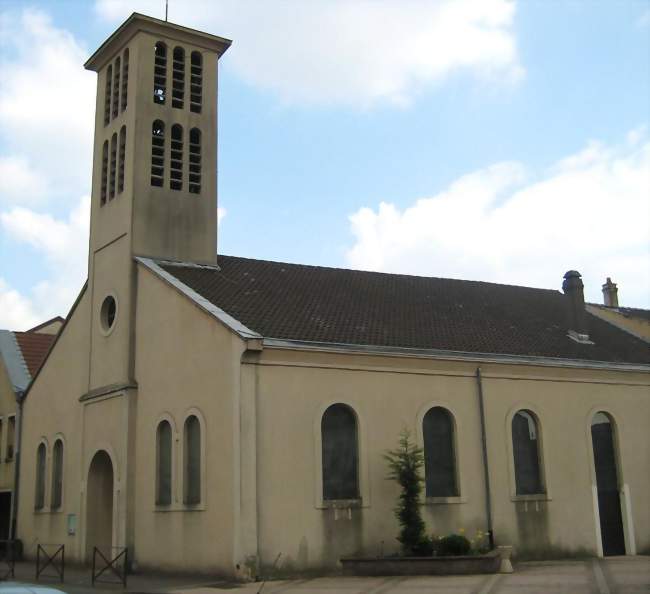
[165,0,169,21]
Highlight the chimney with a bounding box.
[562,270,592,343]
[602,277,619,307]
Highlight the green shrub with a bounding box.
[411,535,434,557]
[436,534,471,556]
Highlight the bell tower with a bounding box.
[83,14,230,391]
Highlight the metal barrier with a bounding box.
[91,546,128,588]
[35,543,65,582]
[0,540,17,580]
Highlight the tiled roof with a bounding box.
[589,304,650,321]
[158,256,650,365]
[14,332,57,377]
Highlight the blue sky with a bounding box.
[0,0,649,329]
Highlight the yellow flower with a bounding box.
[459,528,465,534]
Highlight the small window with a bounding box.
[170,124,183,191]
[100,141,108,205]
[51,439,63,510]
[151,120,165,187]
[100,295,117,332]
[512,410,544,495]
[183,415,201,505]
[172,46,185,109]
[321,404,359,500]
[118,126,126,194]
[104,65,112,125]
[120,48,129,112]
[112,56,120,119]
[153,42,167,104]
[188,128,201,194]
[109,133,117,199]
[6,416,15,461]
[35,442,46,510]
[423,407,459,497]
[189,51,202,113]
[156,420,172,505]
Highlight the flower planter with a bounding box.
[340,550,501,576]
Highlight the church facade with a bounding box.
[17,14,650,578]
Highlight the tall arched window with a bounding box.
[120,48,129,112]
[35,442,46,510]
[190,51,202,113]
[512,410,544,495]
[50,439,63,510]
[156,420,172,505]
[118,126,126,194]
[153,42,167,104]
[109,133,117,199]
[100,140,108,205]
[151,120,165,187]
[170,124,183,190]
[104,65,112,125]
[112,56,120,119]
[321,404,359,500]
[172,46,185,109]
[188,128,201,194]
[183,415,201,504]
[423,407,458,497]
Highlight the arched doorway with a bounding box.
[86,451,114,558]
[591,413,625,556]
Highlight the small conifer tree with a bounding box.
[384,429,428,555]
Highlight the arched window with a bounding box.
[156,420,172,505]
[172,46,185,109]
[104,65,112,125]
[151,120,165,187]
[512,410,544,495]
[50,439,63,510]
[35,442,46,510]
[109,133,117,199]
[100,140,108,205]
[188,128,201,194]
[118,126,126,194]
[112,56,120,119]
[190,51,202,113]
[170,124,183,190]
[120,48,129,112]
[423,407,458,497]
[183,415,201,504]
[153,42,167,104]
[321,404,359,500]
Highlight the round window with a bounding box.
[100,295,117,332]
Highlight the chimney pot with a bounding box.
[602,277,619,307]
[562,270,591,343]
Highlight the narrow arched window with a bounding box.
[100,140,108,205]
[112,56,120,119]
[104,65,112,125]
[35,442,46,510]
[190,51,202,113]
[118,126,126,194]
[151,120,165,187]
[50,439,63,510]
[423,407,458,497]
[172,46,185,109]
[188,128,201,194]
[153,42,167,104]
[156,420,172,505]
[109,133,117,199]
[321,404,359,500]
[170,124,183,190]
[120,48,129,112]
[512,410,544,495]
[183,415,201,504]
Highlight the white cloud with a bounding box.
[0,196,90,330]
[95,0,523,107]
[346,131,650,307]
[0,9,95,207]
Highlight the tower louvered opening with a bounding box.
[118,126,126,194]
[104,65,112,125]
[109,133,117,199]
[170,124,183,190]
[153,42,167,104]
[120,49,129,112]
[172,47,185,109]
[112,56,120,119]
[190,51,202,113]
[151,120,165,187]
[189,127,201,194]
[100,141,108,205]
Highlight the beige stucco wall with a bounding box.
[0,359,17,493]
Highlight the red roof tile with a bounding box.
[14,332,57,377]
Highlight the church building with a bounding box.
[16,13,650,577]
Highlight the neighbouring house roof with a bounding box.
[0,330,31,392]
[13,332,58,377]
[27,316,65,334]
[588,304,650,321]
[155,256,650,365]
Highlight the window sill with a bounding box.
[510,493,551,502]
[154,503,206,512]
[318,498,363,510]
[423,496,467,505]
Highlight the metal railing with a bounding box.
[91,546,128,588]
[35,543,64,582]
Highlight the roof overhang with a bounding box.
[85,12,232,72]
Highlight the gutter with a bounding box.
[8,389,24,541]
[475,368,494,550]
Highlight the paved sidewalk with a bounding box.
[2,555,649,594]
